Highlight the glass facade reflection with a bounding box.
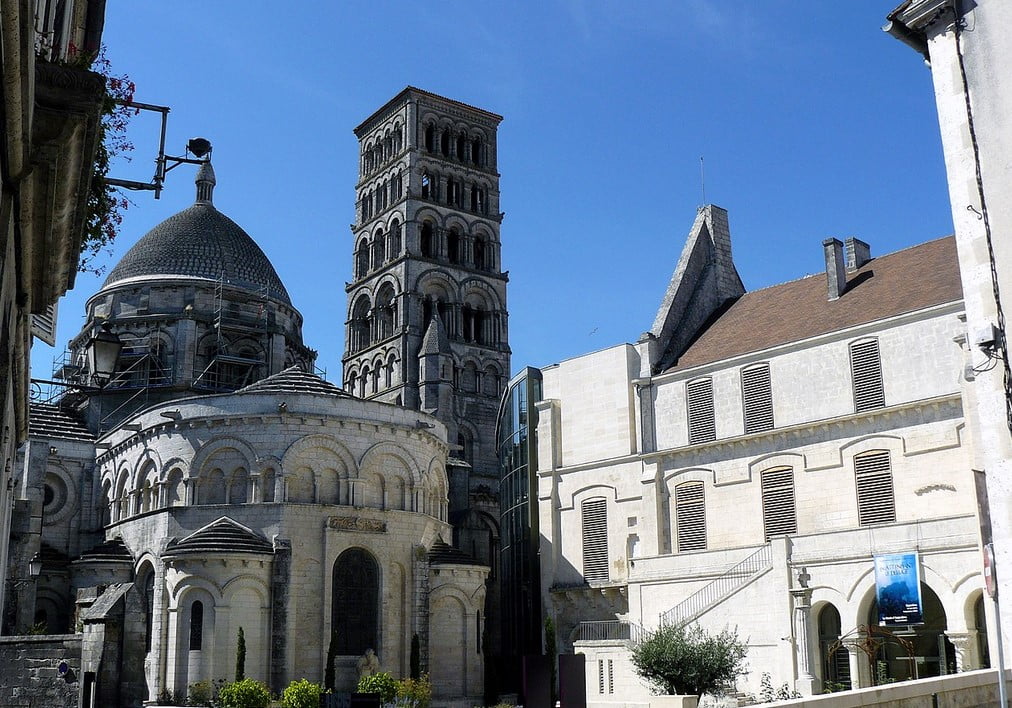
[496,367,543,683]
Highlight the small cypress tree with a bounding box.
[544,616,558,706]
[410,633,421,680]
[235,626,246,681]
[325,632,338,690]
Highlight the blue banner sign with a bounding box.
[874,552,923,626]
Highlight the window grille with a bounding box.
[687,378,716,444]
[675,482,706,552]
[742,364,774,433]
[582,498,609,582]
[761,467,797,540]
[855,451,895,525]
[851,340,885,412]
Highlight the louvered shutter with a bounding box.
[30,302,58,346]
[851,340,885,412]
[761,467,797,540]
[582,498,609,582]
[742,364,774,433]
[855,451,895,525]
[675,482,706,552]
[687,378,715,444]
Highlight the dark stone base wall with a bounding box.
[0,634,82,708]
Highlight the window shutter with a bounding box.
[582,498,609,582]
[30,302,58,346]
[742,364,774,434]
[761,467,797,540]
[687,378,716,444]
[851,340,885,412]
[675,482,706,552]
[855,451,895,525]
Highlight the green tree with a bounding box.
[235,626,246,682]
[325,632,339,690]
[217,677,270,708]
[357,671,398,703]
[282,678,324,708]
[544,616,558,706]
[631,623,747,697]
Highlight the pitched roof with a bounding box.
[668,236,962,372]
[236,366,349,397]
[164,517,274,557]
[29,403,94,441]
[428,539,483,566]
[73,537,132,565]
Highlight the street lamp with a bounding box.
[86,323,123,387]
[28,552,41,578]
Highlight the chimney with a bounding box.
[823,238,847,301]
[845,237,871,271]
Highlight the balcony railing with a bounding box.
[660,543,772,627]
[576,620,645,645]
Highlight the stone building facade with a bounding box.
[5,149,489,704]
[517,206,988,701]
[343,87,511,655]
[0,0,108,631]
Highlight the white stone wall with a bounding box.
[93,389,484,699]
[538,299,981,697]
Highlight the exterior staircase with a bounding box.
[660,543,773,627]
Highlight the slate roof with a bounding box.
[164,517,274,557]
[103,202,291,304]
[28,403,94,441]
[236,367,349,397]
[669,236,962,371]
[74,537,132,565]
[428,539,483,566]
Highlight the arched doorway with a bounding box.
[332,549,379,655]
[867,583,955,681]
[817,603,850,691]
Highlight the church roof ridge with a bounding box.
[236,366,349,397]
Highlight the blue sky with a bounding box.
[32,2,953,382]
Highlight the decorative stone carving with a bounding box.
[328,516,387,533]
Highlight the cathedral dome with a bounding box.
[102,162,291,305]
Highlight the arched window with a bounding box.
[372,231,385,269]
[332,549,379,655]
[440,129,449,156]
[420,223,434,258]
[421,173,431,200]
[376,285,396,340]
[355,240,369,278]
[384,357,396,388]
[456,134,466,159]
[448,229,461,264]
[474,236,487,270]
[189,600,204,650]
[424,124,434,152]
[387,219,401,257]
[470,137,482,165]
[351,296,371,351]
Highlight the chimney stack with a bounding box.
[823,238,847,301]
[845,237,871,271]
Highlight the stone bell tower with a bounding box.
[342,88,509,559]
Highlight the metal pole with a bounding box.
[994,594,1008,708]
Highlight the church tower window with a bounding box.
[421,223,434,258]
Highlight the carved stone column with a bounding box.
[841,633,870,689]
[791,586,817,695]
[945,630,979,672]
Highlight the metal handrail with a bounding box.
[576,620,645,645]
[660,544,772,626]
